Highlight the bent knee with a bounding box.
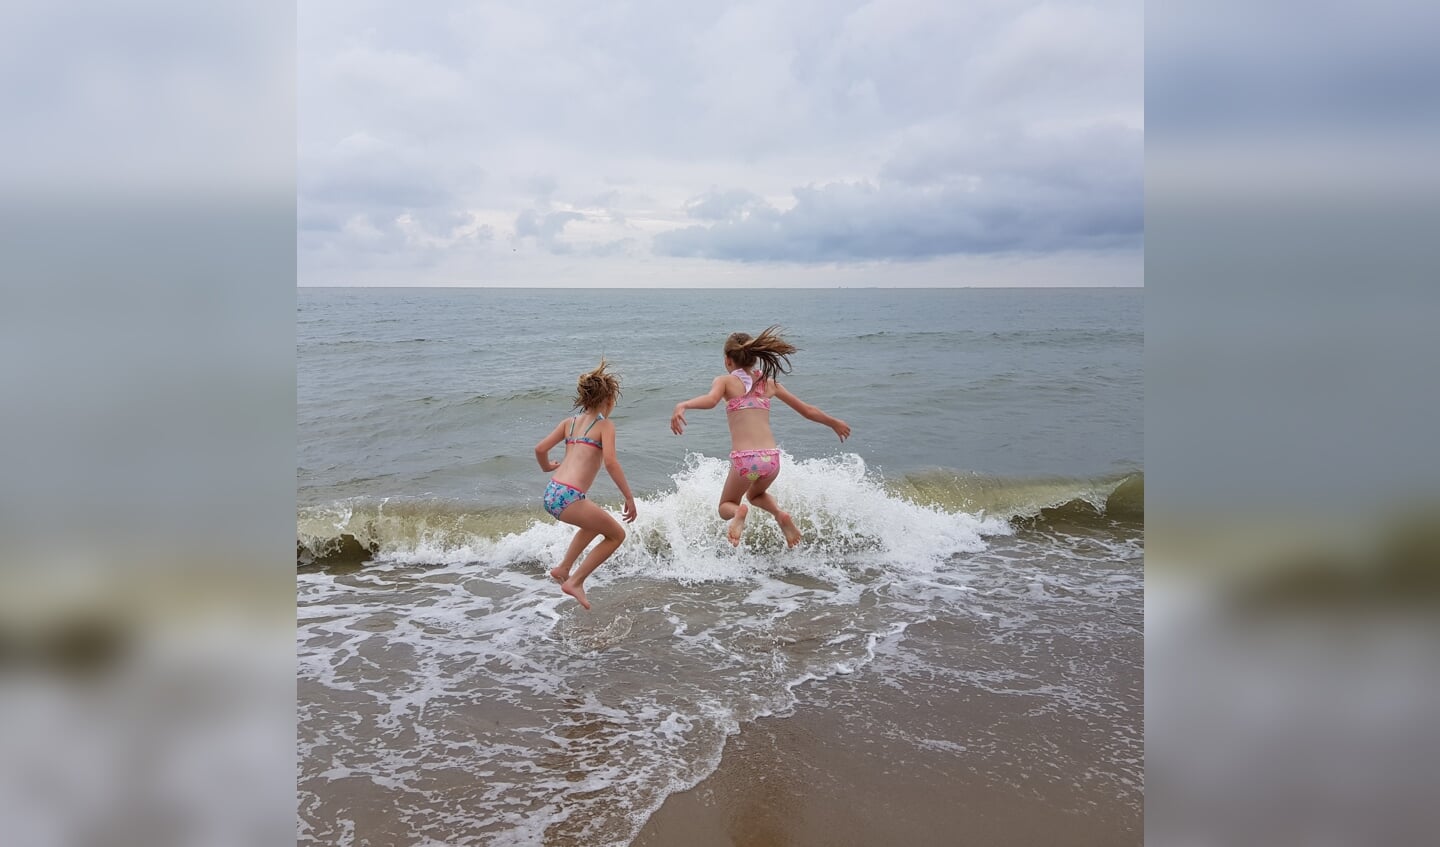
[608,525,627,544]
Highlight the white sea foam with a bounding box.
[380,451,1013,576]
[297,451,1140,846]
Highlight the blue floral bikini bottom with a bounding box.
[543,478,586,518]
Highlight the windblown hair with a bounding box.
[724,325,797,383]
[573,358,621,411]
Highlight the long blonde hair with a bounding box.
[724,325,797,383]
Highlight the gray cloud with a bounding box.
[657,123,1142,261]
[587,238,640,258]
[299,0,1143,283]
[525,174,559,200]
[656,180,1140,262]
[684,189,764,221]
[414,209,490,241]
[514,209,585,253]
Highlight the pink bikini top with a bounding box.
[725,369,771,413]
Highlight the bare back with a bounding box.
[552,412,609,490]
[723,372,778,451]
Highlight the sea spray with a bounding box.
[302,452,1014,577]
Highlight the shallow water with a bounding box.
[297,288,1143,846]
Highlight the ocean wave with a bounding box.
[459,387,568,404]
[853,329,1144,347]
[896,470,1143,525]
[298,456,1140,569]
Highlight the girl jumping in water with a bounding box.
[670,326,850,548]
[534,360,637,609]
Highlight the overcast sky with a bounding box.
[299,0,1142,287]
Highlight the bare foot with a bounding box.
[561,580,591,610]
[777,512,803,548]
[549,566,569,583]
[726,504,749,547]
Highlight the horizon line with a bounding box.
[296,284,1145,290]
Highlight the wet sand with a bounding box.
[635,715,1138,846]
[636,619,1142,847]
[299,528,1142,846]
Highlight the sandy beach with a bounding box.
[636,611,1142,847]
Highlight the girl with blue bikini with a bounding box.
[670,326,850,548]
[534,360,637,609]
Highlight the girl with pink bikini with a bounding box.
[670,326,851,548]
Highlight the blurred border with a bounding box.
[7,0,1439,843]
[1147,0,1440,843]
[0,2,296,844]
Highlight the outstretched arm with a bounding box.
[600,421,637,522]
[773,382,851,442]
[670,376,730,435]
[534,420,566,472]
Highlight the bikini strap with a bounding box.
[580,412,604,437]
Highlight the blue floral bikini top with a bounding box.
[565,413,605,449]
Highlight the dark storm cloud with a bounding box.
[657,124,1142,261]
